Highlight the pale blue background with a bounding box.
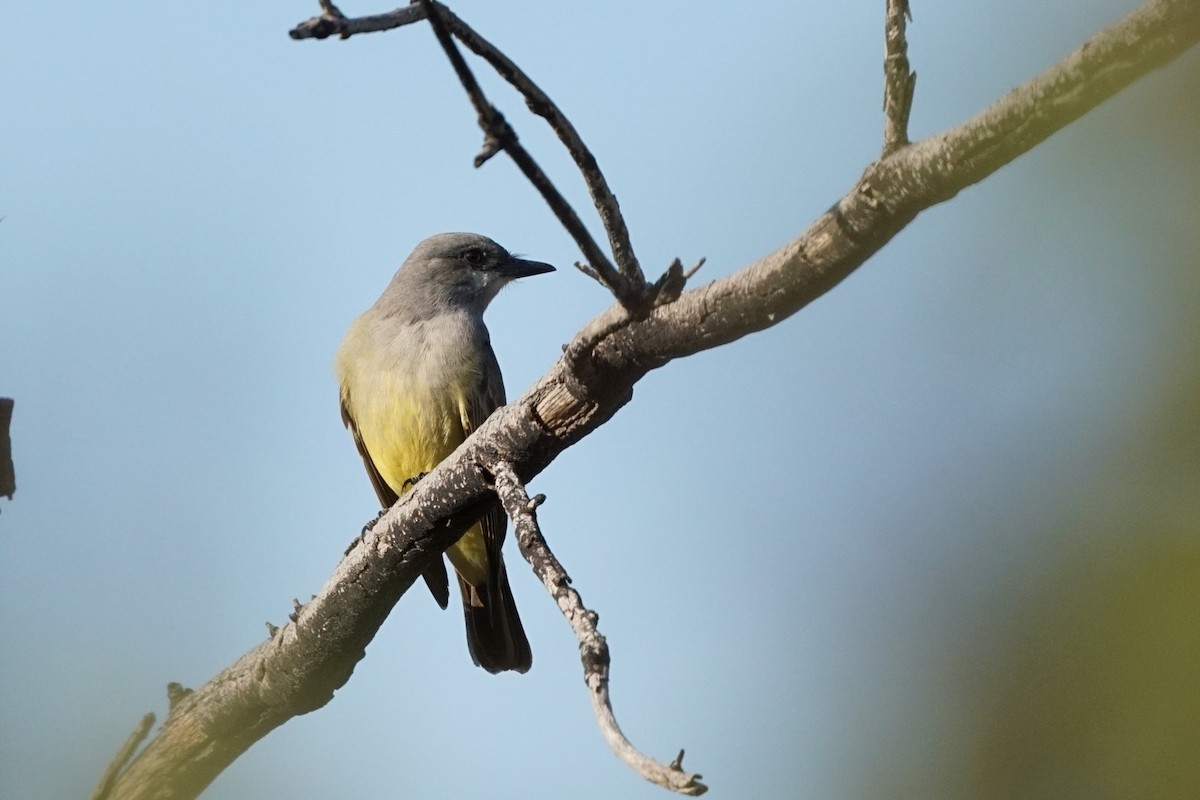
[2,2,1198,799]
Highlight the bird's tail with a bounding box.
[458,559,532,674]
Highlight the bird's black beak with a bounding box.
[498,256,556,279]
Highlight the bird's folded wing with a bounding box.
[341,394,451,608]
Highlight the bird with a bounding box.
[335,232,554,673]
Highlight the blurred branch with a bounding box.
[90,714,154,800]
[491,463,707,796]
[0,398,14,505]
[94,1,1200,798]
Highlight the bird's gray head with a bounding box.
[377,232,555,319]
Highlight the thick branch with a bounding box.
[102,470,491,799]
[618,0,1200,361]
[491,464,706,795]
[100,2,1200,797]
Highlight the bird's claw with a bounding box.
[401,471,429,490]
[344,508,388,555]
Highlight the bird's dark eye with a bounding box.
[462,247,486,266]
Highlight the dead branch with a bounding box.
[89,714,155,800]
[433,5,646,295]
[883,0,917,155]
[296,1,658,308]
[288,1,424,40]
[491,463,707,795]
[415,0,635,303]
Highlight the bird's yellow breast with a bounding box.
[336,312,489,585]
[338,313,482,486]
[352,371,470,490]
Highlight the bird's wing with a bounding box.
[340,395,397,508]
[340,392,451,609]
[463,342,508,578]
[457,342,532,673]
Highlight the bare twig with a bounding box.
[293,1,659,309]
[89,713,155,800]
[434,6,646,293]
[417,0,636,303]
[289,2,425,40]
[491,463,707,796]
[883,0,917,155]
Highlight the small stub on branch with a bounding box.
[475,131,504,167]
[166,682,194,712]
[652,259,689,307]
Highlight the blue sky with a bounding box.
[2,2,1198,798]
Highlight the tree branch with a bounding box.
[90,713,155,800]
[288,1,424,40]
[295,1,657,308]
[491,463,707,795]
[882,0,916,155]
[98,1,1200,797]
[0,398,14,506]
[414,0,637,304]
[433,5,647,296]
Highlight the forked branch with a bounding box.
[414,0,633,302]
[293,1,664,311]
[432,5,646,296]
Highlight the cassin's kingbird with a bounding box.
[336,232,554,673]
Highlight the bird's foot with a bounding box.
[344,508,387,555]
[401,471,429,490]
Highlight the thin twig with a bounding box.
[293,1,658,309]
[491,462,707,796]
[417,0,635,302]
[436,5,646,293]
[882,0,917,155]
[289,2,426,40]
[89,713,155,800]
